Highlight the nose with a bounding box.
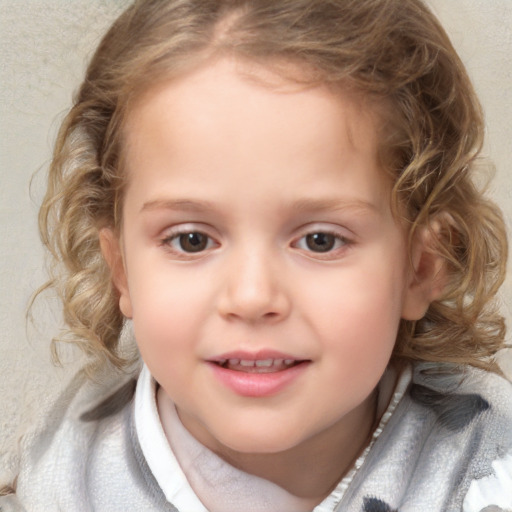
[217,246,291,323]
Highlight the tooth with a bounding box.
[273,359,284,366]
[228,358,240,366]
[240,360,255,367]
[255,359,273,367]
[284,359,295,365]
[217,359,227,365]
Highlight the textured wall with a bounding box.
[1,0,511,482]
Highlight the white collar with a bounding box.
[134,364,208,511]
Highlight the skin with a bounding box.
[101,57,441,504]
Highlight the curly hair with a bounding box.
[38,0,507,371]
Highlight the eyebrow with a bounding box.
[140,199,216,213]
[289,197,379,215]
[140,197,379,215]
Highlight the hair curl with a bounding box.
[38,0,508,371]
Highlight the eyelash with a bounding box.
[159,227,353,258]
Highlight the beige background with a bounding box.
[0,0,511,482]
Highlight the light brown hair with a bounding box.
[38,0,508,371]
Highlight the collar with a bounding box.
[134,364,208,511]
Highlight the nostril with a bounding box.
[216,281,291,322]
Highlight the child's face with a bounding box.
[110,59,429,457]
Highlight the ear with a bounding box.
[99,227,133,318]
[401,218,449,321]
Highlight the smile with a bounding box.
[215,358,299,373]
[207,351,310,397]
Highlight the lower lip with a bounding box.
[208,362,309,397]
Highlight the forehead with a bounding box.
[121,57,391,212]
[125,58,382,156]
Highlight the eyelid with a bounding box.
[160,222,217,237]
[293,223,354,240]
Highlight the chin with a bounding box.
[212,426,305,456]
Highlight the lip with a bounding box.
[207,350,310,397]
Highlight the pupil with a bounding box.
[306,233,335,252]
[180,232,207,252]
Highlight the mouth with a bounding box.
[207,353,310,397]
[213,358,304,374]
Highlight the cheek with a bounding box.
[313,276,403,402]
[129,262,212,359]
[304,257,406,357]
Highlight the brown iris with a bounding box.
[179,232,209,252]
[305,233,336,252]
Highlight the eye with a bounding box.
[294,231,349,254]
[163,231,215,253]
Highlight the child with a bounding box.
[2,0,511,510]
